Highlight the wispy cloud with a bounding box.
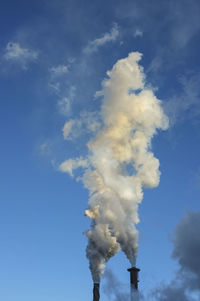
[48,60,75,116]
[3,42,38,69]
[48,65,69,93]
[48,82,61,94]
[147,55,163,74]
[39,142,51,156]
[84,23,119,54]
[57,97,71,116]
[164,73,200,127]
[62,119,79,140]
[50,64,68,77]
[134,29,143,38]
[59,157,88,177]
[62,111,100,140]
[57,85,76,116]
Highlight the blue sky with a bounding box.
[0,0,200,300]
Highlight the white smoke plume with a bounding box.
[59,52,168,283]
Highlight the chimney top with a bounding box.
[127,267,140,272]
[127,266,140,291]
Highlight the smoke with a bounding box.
[59,52,168,282]
[102,211,200,301]
[172,211,200,290]
[154,285,189,301]
[103,269,143,301]
[153,211,200,301]
[103,269,129,301]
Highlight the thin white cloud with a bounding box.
[164,73,200,127]
[57,85,76,116]
[84,23,119,54]
[62,119,78,140]
[147,55,163,73]
[80,111,101,133]
[134,29,143,37]
[59,157,88,177]
[50,64,68,77]
[57,97,71,116]
[48,82,61,94]
[39,142,52,156]
[40,142,49,154]
[48,62,75,115]
[62,111,101,140]
[4,42,38,69]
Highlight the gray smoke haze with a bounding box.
[153,211,200,301]
[103,269,142,301]
[172,211,200,290]
[59,52,168,282]
[153,285,189,301]
[103,212,200,301]
[103,269,129,301]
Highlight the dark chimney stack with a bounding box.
[93,283,100,301]
[127,267,140,290]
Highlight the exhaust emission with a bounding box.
[59,52,168,288]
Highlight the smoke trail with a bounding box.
[103,269,144,301]
[59,52,168,283]
[103,269,130,301]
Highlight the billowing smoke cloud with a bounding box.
[59,52,168,283]
[172,211,200,290]
[153,211,200,301]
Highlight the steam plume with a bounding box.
[60,52,168,282]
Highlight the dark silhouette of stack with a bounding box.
[127,267,140,290]
[93,283,100,301]
[91,267,140,300]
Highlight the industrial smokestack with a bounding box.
[127,267,140,290]
[93,283,100,301]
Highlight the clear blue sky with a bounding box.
[0,1,200,300]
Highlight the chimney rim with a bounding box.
[127,267,140,272]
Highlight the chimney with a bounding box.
[127,267,140,290]
[93,283,100,301]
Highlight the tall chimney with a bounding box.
[93,283,100,301]
[127,267,140,290]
